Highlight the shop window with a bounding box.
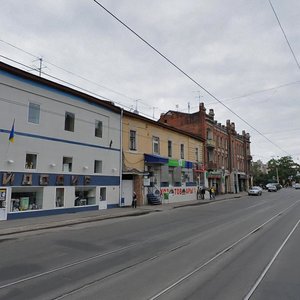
[28,102,40,124]
[95,120,103,138]
[168,140,172,157]
[129,130,136,151]
[64,112,75,132]
[75,188,96,206]
[94,160,102,173]
[25,153,37,169]
[153,136,160,155]
[63,156,72,172]
[11,191,43,211]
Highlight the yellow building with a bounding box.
[122,111,204,206]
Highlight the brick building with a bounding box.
[158,102,252,194]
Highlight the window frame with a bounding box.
[94,160,103,174]
[95,120,103,138]
[129,130,137,151]
[168,140,172,158]
[64,112,75,132]
[180,144,184,159]
[25,153,38,170]
[28,102,40,124]
[152,136,160,155]
[62,156,73,172]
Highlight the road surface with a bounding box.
[0,188,299,299]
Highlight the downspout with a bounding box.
[119,108,123,207]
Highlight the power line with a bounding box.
[0,54,161,121]
[268,0,300,70]
[91,0,291,156]
[0,39,161,118]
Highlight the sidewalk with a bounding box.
[0,192,247,236]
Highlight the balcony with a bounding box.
[206,139,216,149]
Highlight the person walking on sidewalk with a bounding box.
[132,192,137,208]
[201,187,206,199]
[209,187,215,200]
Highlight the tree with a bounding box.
[267,156,300,185]
[251,161,269,186]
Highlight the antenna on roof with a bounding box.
[133,99,140,114]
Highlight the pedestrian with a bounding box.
[210,186,215,199]
[132,192,137,208]
[201,187,206,199]
[197,186,201,200]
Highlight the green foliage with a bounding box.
[252,156,300,186]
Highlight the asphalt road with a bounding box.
[0,188,299,300]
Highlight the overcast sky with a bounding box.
[0,0,299,163]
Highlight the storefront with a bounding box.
[0,171,119,220]
[144,154,197,203]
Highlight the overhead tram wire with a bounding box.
[91,0,291,156]
[268,0,300,71]
[0,39,162,119]
[0,55,160,122]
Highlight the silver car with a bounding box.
[248,186,262,196]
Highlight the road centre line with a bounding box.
[149,200,300,300]
[243,218,300,300]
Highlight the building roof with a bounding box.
[123,110,205,142]
[0,61,121,114]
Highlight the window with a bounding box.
[25,153,37,169]
[129,130,136,150]
[94,160,102,173]
[62,156,72,172]
[95,120,103,138]
[195,147,199,162]
[28,103,40,124]
[180,144,184,159]
[168,140,172,157]
[64,112,75,132]
[152,136,160,155]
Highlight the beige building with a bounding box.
[121,111,204,206]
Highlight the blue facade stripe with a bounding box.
[0,172,120,186]
[7,205,99,220]
[0,129,120,152]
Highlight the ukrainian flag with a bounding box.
[9,120,15,143]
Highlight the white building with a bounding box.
[0,62,122,220]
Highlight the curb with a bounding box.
[0,193,246,236]
[0,210,153,237]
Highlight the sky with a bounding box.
[0,0,299,164]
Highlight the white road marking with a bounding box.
[149,200,300,300]
[244,218,300,300]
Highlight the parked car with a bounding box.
[268,185,277,192]
[294,183,300,189]
[248,186,262,196]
